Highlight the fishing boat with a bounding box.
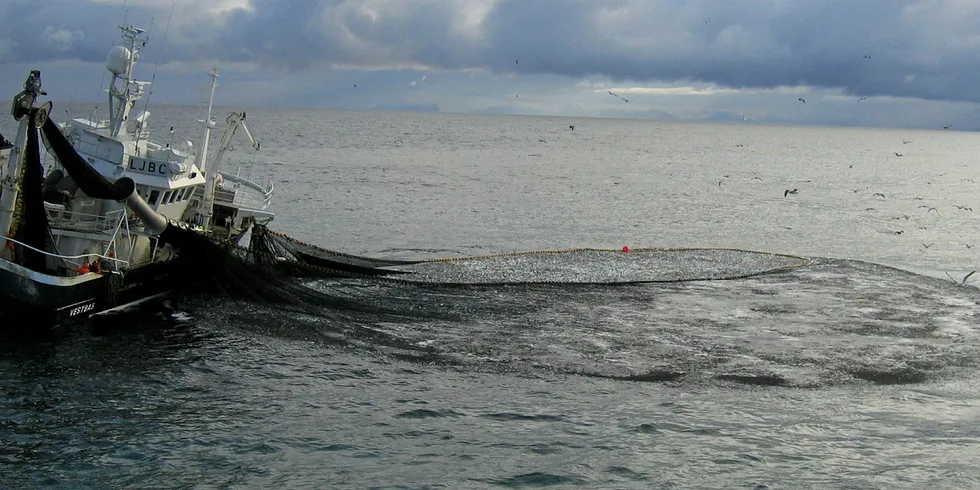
[0,24,275,327]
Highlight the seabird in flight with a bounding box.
[607,91,629,103]
[946,270,977,286]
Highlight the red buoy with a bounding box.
[621,246,630,253]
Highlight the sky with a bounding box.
[1,0,980,129]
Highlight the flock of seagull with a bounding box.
[559,121,972,271]
[791,89,952,130]
[767,135,977,283]
[381,44,974,281]
[589,54,959,130]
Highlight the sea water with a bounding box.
[1,107,979,488]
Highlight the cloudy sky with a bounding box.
[1,0,980,129]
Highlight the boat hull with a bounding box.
[0,258,183,328]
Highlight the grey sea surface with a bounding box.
[3,106,980,489]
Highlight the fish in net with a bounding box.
[242,224,811,286]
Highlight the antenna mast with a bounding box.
[198,68,219,172]
[106,24,150,138]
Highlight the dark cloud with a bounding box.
[197,0,476,70]
[476,0,980,103]
[2,1,980,104]
[0,1,125,63]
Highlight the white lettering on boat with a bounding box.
[68,302,95,317]
[128,157,169,175]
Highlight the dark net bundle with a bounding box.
[14,116,52,272]
[249,224,421,277]
[243,225,457,320]
[162,223,454,322]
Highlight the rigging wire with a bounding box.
[135,2,175,150]
[65,76,81,125]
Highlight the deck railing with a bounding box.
[35,204,133,274]
[0,235,130,276]
[45,205,126,235]
[215,172,274,210]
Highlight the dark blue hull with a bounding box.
[0,259,183,328]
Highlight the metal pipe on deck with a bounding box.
[120,179,169,235]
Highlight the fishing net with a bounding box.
[150,222,809,327]
[387,248,808,285]
[160,224,443,321]
[243,224,811,286]
[165,227,813,357]
[13,112,51,272]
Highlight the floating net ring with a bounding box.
[247,226,811,286]
[386,247,812,285]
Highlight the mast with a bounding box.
[198,68,219,172]
[106,25,150,138]
[194,68,219,228]
[199,111,257,228]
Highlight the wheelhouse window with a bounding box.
[148,190,160,205]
